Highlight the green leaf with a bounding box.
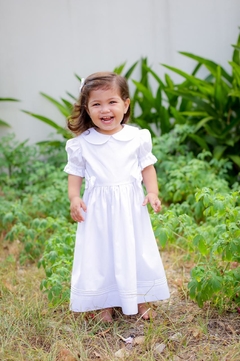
[170,107,186,124]
[113,62,126,75]
[165,88,216,116]
[232,45,240,51]
[229,155,240,167]
[193,235,208,255]
[188,278,198,299]
[124,61,139,79]
[214,66,229,112]
[40,93,71,117]
[22,110,68,137]
[232,33,240,65]
[61,98,73,111]
[165,73,174,88]
[209,273,222,292]
[130,118,156,137]
[229,61,240,83]
[195,116,214,132]
[155,86,162,111]
[228,90,240,97]
[162,64,214,97]
[144,65,166,88]
[66,91,77,101]
[157,229,168,248]
[74,73,82,82]
[213,145,227,159]
[132,80,155,107]
[0,119,11,127]
[0,97,20,102]
[180,111,208,117]
[160,107,171,134]
[179,51,232,83]
[188,134,209,150]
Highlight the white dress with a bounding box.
[64,124,170,315]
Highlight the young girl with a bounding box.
[64,72,170,322]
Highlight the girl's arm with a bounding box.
[142,165,161,213]
[68,174,87,222]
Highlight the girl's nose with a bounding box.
[100,105,110,113]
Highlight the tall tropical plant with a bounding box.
[129,58,178,136]
[162,33,240,170]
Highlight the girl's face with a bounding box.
[87,87,130,135]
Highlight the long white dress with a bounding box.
[64,124,170,315]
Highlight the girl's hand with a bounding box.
[142,193,162,213]
[70,196,87,222]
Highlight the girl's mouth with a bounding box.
[101,117,113,123]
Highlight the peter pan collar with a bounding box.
[82,124,138,145]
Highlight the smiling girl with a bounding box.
[64,72,169,322]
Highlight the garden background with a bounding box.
[0,0,239,143]
[1,1,240,360]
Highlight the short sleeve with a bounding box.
[63,137,85,177]
[138,129,157,170]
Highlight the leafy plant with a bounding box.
[151,185,240,311]
[0,134,71,264]
[22,93,73,143]
[0,134,66,191]
[38,223,76,304]
[130,58,178,136]
[161,32,240,172]
[188,188,240,310]
[153,126,231,218]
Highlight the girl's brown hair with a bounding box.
[67,72,131,135]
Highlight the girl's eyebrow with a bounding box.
[89,96,120,103]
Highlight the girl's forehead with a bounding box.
[89,86,121,99]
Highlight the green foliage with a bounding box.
[161,33,240,171]
[189,188,240,310]
[151,128,240,310]
[0,134,71,263]
[130,58,176,136]
[0,134,67,194]
[152,185,240,311]
[153,126,231,219]
[38,224,76,304]
[21,76,80,144]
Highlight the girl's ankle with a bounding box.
[138,303,150,320]
[138,303,157,320]
[97,308,113,322]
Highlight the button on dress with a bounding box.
[64,125,170,315]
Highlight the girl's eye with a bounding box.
[110,101,117,104]
[92,103,100,106]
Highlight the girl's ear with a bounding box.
[124,98,130,113]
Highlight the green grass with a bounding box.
[1,239,240,361]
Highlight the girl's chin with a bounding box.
[95,124,123,135]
